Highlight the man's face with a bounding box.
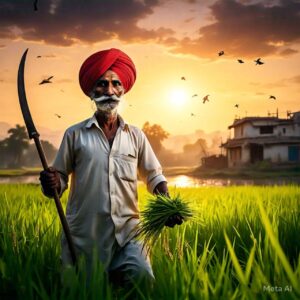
[91,70,124,114]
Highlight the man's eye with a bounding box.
[112,80,122,87]
[97,80,109,88]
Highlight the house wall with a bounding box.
[264,145,288,162]
[233,121,300,138]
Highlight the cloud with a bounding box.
[0,0,173,46]
[279,48,299,56]
[168,0,300,58]
[1,0,299,59]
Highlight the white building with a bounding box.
[222,111,300,167]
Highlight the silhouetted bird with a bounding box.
[192,94,198,98]
[191,113,195,117]
[60,89,65,93]
[203,95,209,103]
[34,0,38,11]
[55,114,61,119]
[269,95,276,100]
[39,76,53,85]
[235,104,239,108]
[181,76,186,81]
[254,58,264,65]
[237,59,244,64]
[36,55,42,58]
[218,50,224,56]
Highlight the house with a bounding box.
[201,154,227,169]
[222,111,300,167]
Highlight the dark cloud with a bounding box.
[1,0,299,60]
[0,0,173,46]
[168,0,300,58]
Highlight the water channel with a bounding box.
[0,175,299,187]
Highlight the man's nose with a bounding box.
[105,82,115,96]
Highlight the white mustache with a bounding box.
[92,94,121,103]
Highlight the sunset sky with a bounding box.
[0,0,300,142]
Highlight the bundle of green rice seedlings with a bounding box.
[135,194,193,250]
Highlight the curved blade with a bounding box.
[17,49,39,139]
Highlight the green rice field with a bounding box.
[0,184,299,299]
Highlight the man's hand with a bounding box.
[154,181,169,197]
[39,167,61,197]
[154,182,184,227]
[165,213,184,228]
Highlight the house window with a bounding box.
[282,128,286,134]
[288,146,300,161]
[259,126,273,134]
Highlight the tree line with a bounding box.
[0,125,57,168]
[0,122,213,169]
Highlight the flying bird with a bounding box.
[269,95,276,100]
[191,113,195,117]
[235,104,239,108]
[33,0,38,11]
[181,76,186,81]
[237,59,244,64]
[192,94,198,98]
[39,76,53,85]
[54,114,61,119]
[254,58,264,65]
[218,50,224,56]
[36,55,42,58]
[203,95,209,103]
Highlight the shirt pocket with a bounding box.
[115,155,137,182]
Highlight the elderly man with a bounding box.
[40,48,182,286]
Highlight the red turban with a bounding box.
[79,48,136,96]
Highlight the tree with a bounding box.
[23,140,57,167]
[183,138,208,157]
[1,125,30,167]
[142,122,169,153]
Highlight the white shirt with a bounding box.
[53,114,166,265]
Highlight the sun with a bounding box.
[169,89,188,107]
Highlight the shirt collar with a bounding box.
[85,114,129,131]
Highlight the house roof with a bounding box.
[227,113,300,129]
[222,136,300,148]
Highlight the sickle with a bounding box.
[17,49,77,265]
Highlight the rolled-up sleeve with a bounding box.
[137,131,167,193]
[53,130,74,196]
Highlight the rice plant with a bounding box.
[135,193,193,250]
[0,184,299,299]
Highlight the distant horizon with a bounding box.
[1,0,300,136]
